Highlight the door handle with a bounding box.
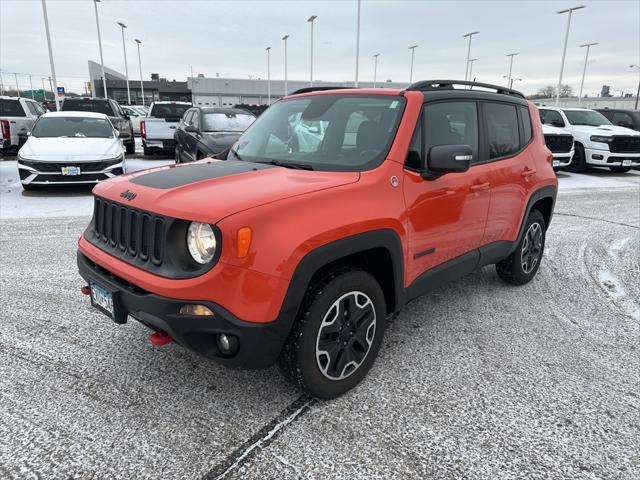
[470,182,490,193]
[521,168,537,178]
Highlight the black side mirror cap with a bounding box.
[426,144,472,176]
[185,124,199,133]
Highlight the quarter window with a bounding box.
[424,101,478,163]
[485,103,519,159]
[518,106,533,145]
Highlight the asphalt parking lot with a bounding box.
[0,160,639,479]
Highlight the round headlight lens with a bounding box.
[186,222,217,264]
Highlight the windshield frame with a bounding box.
[228,93,407,172]
[564,109,612,127]
[31,116,116,139]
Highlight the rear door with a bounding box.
[403,100,491,283]
[482,102,534,245]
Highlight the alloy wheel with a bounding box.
[521,222,543,274]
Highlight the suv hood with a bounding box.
[542,124,571,136]
[20,137,123,161]
[571,124,640,136]
[93,159,360,223]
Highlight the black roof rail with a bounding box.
[290,86,358,95]
[406,80,525,99]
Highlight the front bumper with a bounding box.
[18,159,124,185]
[584,147,640,167]
[552,149,574,168]
[77,252,289,369]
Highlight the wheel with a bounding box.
[496,209,546,286]
[125,141,135,155]
[278,269,386,399]
[564,143,586,173]
[609,166,631,173]
[143,145,151,156]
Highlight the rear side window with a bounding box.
[484,103,519,159]
[0,99,26,117]
[424,101,479,162]
[518,106,533,145]
[61,100,114,116]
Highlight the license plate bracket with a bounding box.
[90,281,127,324]
[552,160,560,167]
[62,166,81,176]
[622,160,632,166]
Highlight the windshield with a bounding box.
[150,103,191,120]
[61,100,114,116]
[228,94,405,171]
[203,112,255,132]
[31,116,114,138]
[564,110,612,127]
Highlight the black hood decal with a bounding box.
[130,160,274,189]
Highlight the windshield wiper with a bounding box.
[264,159,314,170]
[229,148,243,161]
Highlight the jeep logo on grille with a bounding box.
[120,190,137,201]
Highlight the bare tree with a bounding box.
[559,84,574,97]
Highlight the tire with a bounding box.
[125,141,135,155]
[278,269,386,399]
[496,209,546,286]
[564,143,586,173]
[609,166,631,173]
[143,145,152,157]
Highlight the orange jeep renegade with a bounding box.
[78,80,557,398]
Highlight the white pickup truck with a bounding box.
[1,96,46,155]
[539,106,640,173]
[141,101,191,155]
[541,124,574,171]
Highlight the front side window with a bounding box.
[229,94,405,171]
[424,101,479,162]
[485,103,519,159]
[202,112,255,133]
[192,112,200,130]
[564,110,611,127]
[539,109,565,128]
[611,112,633,127]
[31,117,114,138]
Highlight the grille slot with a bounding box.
[544,134,573,153]
[610,136,640,153]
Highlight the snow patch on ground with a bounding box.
[598,269,640,321]
[607,237,631,258]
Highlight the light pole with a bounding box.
[14,73,19,97]
[578,42,597,103]
[308,15,317,86]
[462,31,479,81]
[266,46,271,105]
[29,75,34,99]
[117,22,131,104]
[41,78,47,100]
[282,35,289,95]
[555,5,585,105]
[93,0,108,98]
[408,45,419,84]
[373,53,380,88]
[355,0,361,87]
[631,65,640,110]
[41,0,60,110]
[134,39,145,106]
[506,52,518,88]
[468,58,477,81]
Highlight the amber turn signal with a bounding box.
[236,227,252,258]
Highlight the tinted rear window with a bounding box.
[0,99,26,117]
[61,99,114,116]
[485,103,520,159]
[150,104,191,119]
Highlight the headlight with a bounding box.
[186,222,217,264]
[590,135,612,143]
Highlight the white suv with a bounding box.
[538,107,640,173]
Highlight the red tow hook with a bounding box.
[149,331,173,346]
[81,285,90,295]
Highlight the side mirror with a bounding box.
[551,121,564,128]
[116,130,127,138]
[617,121,632,128]
[427,144,472,175]
[123,113,130,120]
[185,124,199,133]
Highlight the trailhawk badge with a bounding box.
[120,190,137,201]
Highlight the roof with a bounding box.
[199,107,255,115]
[151,101,192,105]
[41,111,110,119]
[0,96,22,100]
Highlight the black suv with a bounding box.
[596,108,640,132]
[60,98,135,154]
[174,107,255,162]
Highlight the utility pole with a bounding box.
[117,22,131,104]
[14,73,20,97]
[41,0,60,110]
[355,0,361,87]
[282,35,289,95]
[308,15,317,86]
[29,75,35,99]
[266,46,271,104]
[93,0,108,98]
[578,42,597,103]
[556,5,586,105]
[373,53,380,88]
[408,45,418,84]
[462,31,479,81]
[135,39,145,106]
[506,52,518,88]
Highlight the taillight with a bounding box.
[140,120,146,139]
[1,120,10,139]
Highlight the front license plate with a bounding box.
[61,166,81,176]
[622,160,632,166]
[90,282,115,319]
[552,160,560,167]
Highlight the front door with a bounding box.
[403,100,491,284]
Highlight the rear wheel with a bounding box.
[496,209,546,285]
[565,143,586,173]
[278,269,386,399]
[609,166,631,173]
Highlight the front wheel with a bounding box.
[565,143,586,173]
[496,209,546,285]
[278,269,386,399]
[609,166,631,173]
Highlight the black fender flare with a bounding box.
[509,185,557,255]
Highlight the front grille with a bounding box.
[92,197,165,266]
[18,158,122,173]
[544,134,574,153]
[33,173,109,183]
[610,136,640,153]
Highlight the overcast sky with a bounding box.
[1,0,639,97]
